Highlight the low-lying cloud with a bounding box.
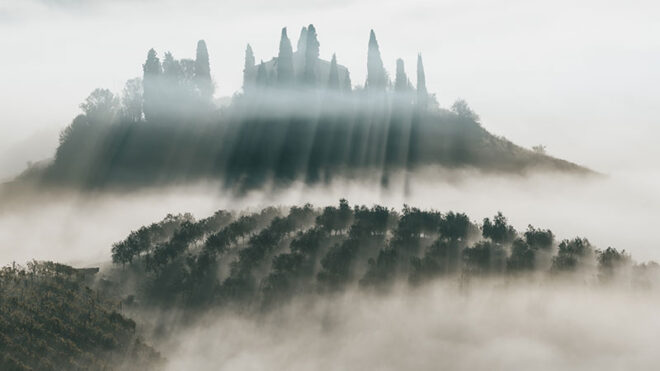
[157,279,660,371]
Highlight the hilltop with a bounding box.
[7,25,593,194]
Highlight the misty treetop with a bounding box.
[18,25,591,192]
[107,200,658,311]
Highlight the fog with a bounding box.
[159,280,660,371]
[4,173,660,369]
[2,1,660,369]
[1,170,658,266]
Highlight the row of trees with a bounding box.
[142,40,214,122]
[109,200,657,310]
[242,26,431,103]
[74,25,440,130]
[65,39,215,131]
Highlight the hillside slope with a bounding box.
[8,99,591,193]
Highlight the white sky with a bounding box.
[1,0,659,175]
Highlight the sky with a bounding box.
[0,0,659,177]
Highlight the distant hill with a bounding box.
[0,127,58,182]
[10,98,591,193]
[5,24,593,193]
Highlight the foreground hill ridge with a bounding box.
[3,201,655,369]
[108,200,657,310]
[0,262,162,371]
[5,24,591,193]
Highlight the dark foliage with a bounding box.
[108,201,656,312]
[551,238,594,272]
[0,262,161,371]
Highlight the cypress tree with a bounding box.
[303,24,320,86]
[277,27,294,86]
[416,53,428,107]
[142,48,162,122]
[162,52,182,113]
[243,44,255,92]
[327,53,340,90]
[162,52,182,79]
[256,60,268,87]
[163,51,197,117]
[366,30,387,91]
[194,40,214,99]
[343,71,352,92]
[297,26,308,54]
[394,58,409,92]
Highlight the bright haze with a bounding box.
[1,0,659,178]
[0,0,659,263]
[2,2,660,371]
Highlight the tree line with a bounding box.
[27,24,588,192]
[108,200,658,310]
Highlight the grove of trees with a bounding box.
[107,200,658,311]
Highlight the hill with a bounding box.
[104,200,656,311]
[2,201,657,369]
[7,25,593,193]
[0,261,162,371]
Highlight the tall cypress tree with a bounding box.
[303,24,320,86]
[416,53,428,107]
[343,71,352,92]
[327,53,340,90]
[142,48,162,122]
[256,60,268,87]
[194,40,213,99]
[394,58,409,92]
[366,30,387,91]
[277,27,294,86]
[243,44,255,92]
[297,26,308,54]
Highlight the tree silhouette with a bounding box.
[394,58,410,92]
[80,88,120,124]
[482,212,517,244]
[507,238,535,272]
[277,28,294,87]
[194,40,213,99]
[597,247,631,282]
[451,99,480,123]
[303,24,320,86]
[142,48,162,122]
[243,44,255,93]
[366,30,387,90]
[327,53,340,90]
[121,78,143,122]
[551,238,594,272]
[343,70,352,92]
[296,26,308,54]
[416,53,427,107]
[162,52,182,79]
[256,60,268,87]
